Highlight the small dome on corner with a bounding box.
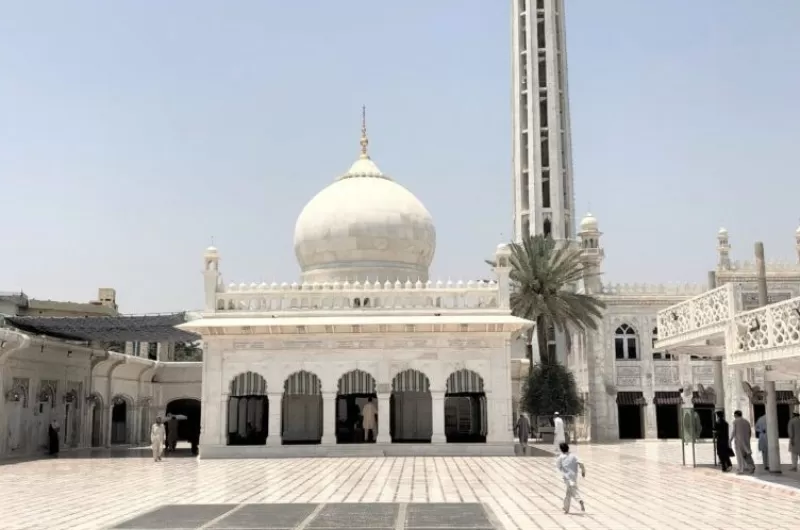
[495,243,511,254]
[579,212,598,232]
[718,227,728,235]
[205,246,219,256]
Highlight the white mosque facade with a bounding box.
[178,129,532,457]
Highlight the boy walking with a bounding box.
[555,442,585,514]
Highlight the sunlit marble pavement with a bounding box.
[0,441,798,530]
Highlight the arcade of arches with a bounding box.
[224,369,489,446]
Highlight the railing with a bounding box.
[215,279,500,313]
[601,282,705,296]
[656,284,738,343]
[732,295,800,353]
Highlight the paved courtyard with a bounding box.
[0,442,798,530]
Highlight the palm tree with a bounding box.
[496,234,605,366]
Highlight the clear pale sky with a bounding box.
[1,0,799,314]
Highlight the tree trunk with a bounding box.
[536,315,551,365]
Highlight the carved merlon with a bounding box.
[213,279,501,313]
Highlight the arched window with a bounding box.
[614,324,638,360]
[651,327,673,361]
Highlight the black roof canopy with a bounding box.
[3,313,199,343]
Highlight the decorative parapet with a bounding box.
[213,279,500,313]
[731,295,800,354]
[600,283,705,296]
[656,284,738,346]
[726,260,800,272]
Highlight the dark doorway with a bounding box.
[693,405,714,439]
[390,392,432,443]
[91,405,103,447]
[111,401,127,444]
[444,393,486,443]
[752,403,791,438]
[166,399,201,452]
[655,405,680,439]
[227,396,268,445]
[336,393,377,444]
[617,405,643,439]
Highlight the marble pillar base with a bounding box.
[199,442,515,459]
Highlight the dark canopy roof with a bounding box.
[4,313,199,342]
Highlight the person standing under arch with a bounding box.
[361,397,378,443]
[150,417,166,462]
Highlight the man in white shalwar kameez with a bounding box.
[553,412,566,452]
[150,417,166,462]
[555,442,585,513]
[361,398,378,443]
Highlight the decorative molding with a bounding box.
[38,380,58,404]
[615,364,641,388]
[5,377,29,405]
[215,280,499,313]
[654,365,679,386]
[691,364,715,385]
[63,390,77,404]
[228,336,501,352]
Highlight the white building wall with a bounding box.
[0,332,202,459]
[200,333,514,452]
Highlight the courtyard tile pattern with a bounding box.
[1,443,799,529]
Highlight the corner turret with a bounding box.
[204,246,221,312]
[717,228,731,269]
[578,212,604,293]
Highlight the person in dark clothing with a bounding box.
[714,411,733,472]
[48,420,60,456]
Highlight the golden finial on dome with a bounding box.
[359,105,369,159]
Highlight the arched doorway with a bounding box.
[336,370,377,444]
[227,372,268,446]
[110,396,130,444]
[166,398,201,453]
[87,394,104,447]
[282,371,323,445]
[445,369,487,443]
[390,369,432,443]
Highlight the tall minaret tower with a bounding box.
[578,213,604,294]
[795,224,800,264]
[511,0,575,242]
[203,246,221,312]
[717,228,731,270]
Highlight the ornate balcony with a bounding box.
[728,295,800,372]
[655,284,738,351]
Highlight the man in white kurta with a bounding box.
[789,413,800,471]
[150,417,166,462]
[553,412,566,451]
[361,398,378,443]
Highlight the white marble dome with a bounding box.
[579,212,598,232]
[293,151,436,284]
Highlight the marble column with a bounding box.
[106,405,114,447]
[215,393,228,446]
[267,392,283,447]
[643,391,657,439]
[765,378,782,473]
[713,360,725,414]
[431,390,446,444]
[321,391,337,445]
[376,393,391,444]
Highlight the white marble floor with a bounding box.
[0,442,798,530]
